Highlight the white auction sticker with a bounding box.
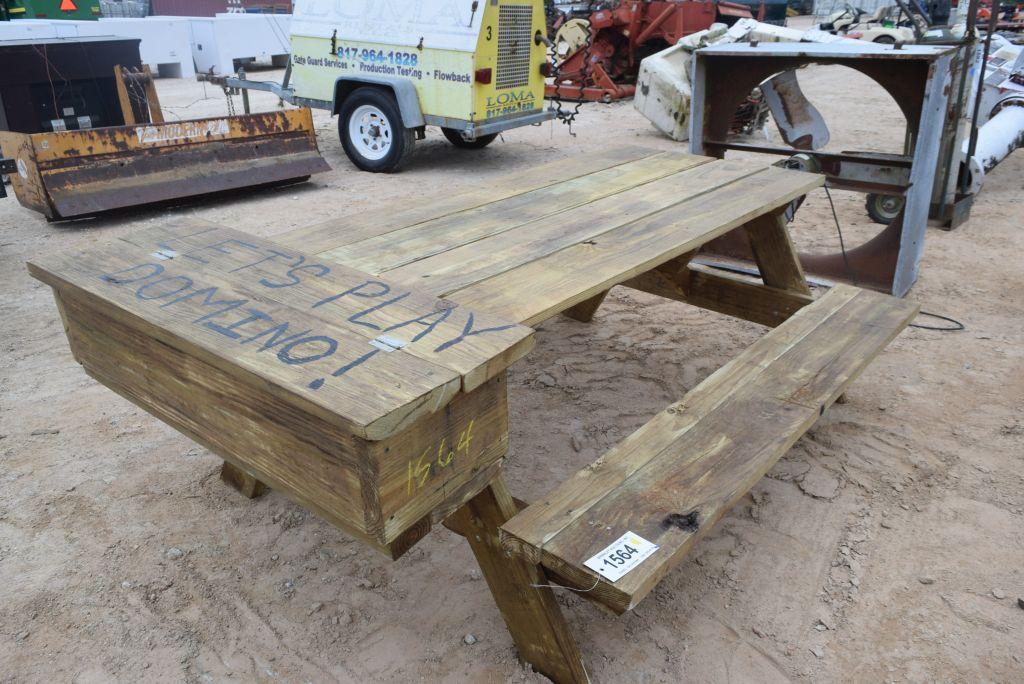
[583,531,660,583]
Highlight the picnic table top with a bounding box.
[277,146,823,326]
[28,147,821,444]
[27,223,535,441]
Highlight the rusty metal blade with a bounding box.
[762,70,830,151]
[42,136,328,218]
[9,109,330,220]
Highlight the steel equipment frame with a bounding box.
[689,42,967,296]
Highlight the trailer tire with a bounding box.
[873,35,896,44]
[339,87,414,173]
[865,193,904,224]
[441,128,498,149]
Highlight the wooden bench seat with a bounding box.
[500,284,918,614]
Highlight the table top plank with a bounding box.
[385,158,768,298]
[30,246,459,440]
[28,223,534,439]
[277,144,664,255]
[319,151,711,275]
[443,165,823,325]
[112,222,535,393]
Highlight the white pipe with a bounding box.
[962,102,1024,194]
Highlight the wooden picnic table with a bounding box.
[28,147,918,683]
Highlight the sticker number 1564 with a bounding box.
[583,532,660,582]
[601,544,640,569]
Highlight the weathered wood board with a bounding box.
[30,222,534,437]
[446,478,590,684]
[384,158,767,296]
[279,152,823,328]
[29,223,532,557]
[276,144,665,255]
[321,152,712,275]
[500,285,919,613]
[443,164,823,325]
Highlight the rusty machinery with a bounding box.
[0,36,329,221]
[548,0,755,102]
[0,36,144,134]
[689,41,976,297]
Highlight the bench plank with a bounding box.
[320,152,711,275]
[277,144,664,255]
[446,165,823,325]
[501,285,918,613]
[499,286,859,563]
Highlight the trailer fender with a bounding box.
[332,77,425,129]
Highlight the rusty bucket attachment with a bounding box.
[0,108,330,221]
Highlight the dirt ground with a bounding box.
[1,38,1023,684]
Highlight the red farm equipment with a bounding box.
[547,0,755,102]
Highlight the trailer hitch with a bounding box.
[0,157,16,200]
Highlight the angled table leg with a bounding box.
[446,477,589,684]
[562,290,609,323]
[620,245,816,328]
[742,209,854,401]
[220,461,269,499]
[742,209,812,295]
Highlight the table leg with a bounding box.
[220,461,269,499]
[742,209,812,295]
[621,247,814,327]
[743,210,848,402]
[562,290,609,323]
[447,477,589,684]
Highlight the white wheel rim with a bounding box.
[348,104,393,161]
[877,195,902,216]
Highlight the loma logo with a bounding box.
[486,90,535,107]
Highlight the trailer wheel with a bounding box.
[865,193,904,224]
[339,88,414,173]
[441,128,498,149]
[873,35,896,44]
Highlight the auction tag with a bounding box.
[583,531,659,583]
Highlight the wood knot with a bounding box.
[662,510,700,532]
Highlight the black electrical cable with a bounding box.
[822,186,964,332]
[908,312,966,331]
[74,38,115,126]
[823,185,856,285]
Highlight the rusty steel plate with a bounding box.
[4,109,330,220]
